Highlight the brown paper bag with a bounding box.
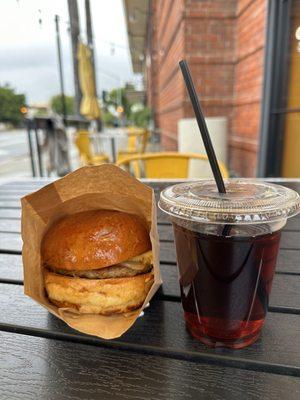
[21,164,162,339]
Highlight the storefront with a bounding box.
[124,0,300,177]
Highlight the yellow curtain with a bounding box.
[77,42,100,120]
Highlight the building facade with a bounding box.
[124,0,300,177]
[146,0,267,177]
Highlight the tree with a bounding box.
[101,110,115,126]
[103,84,135,120]
[104,88,131,119]
[50,94,74,115]
[131,105,151,128]
[102,84,152,128]
[0,84,26,126]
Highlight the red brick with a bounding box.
[146,0,268,177]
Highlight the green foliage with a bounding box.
[102,83,151,128]
[103,86,133,119]
[50,94,74,115]
[131,105,151,128]
[0,84,26,125]
[35,108,48,116]
[101,110,115,126]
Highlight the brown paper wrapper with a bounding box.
[21,164,162,339]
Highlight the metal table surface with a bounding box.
[0,178,299,399]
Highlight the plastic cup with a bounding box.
[159,179,300,348]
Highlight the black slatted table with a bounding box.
[0,178,300,400]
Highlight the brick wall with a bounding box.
[146,0,267,176]
[184,0,236,143]
[146,0,158,127]
[147,0,185,149]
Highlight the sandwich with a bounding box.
[41,210,154,315]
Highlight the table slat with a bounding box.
[1,202,300,232]
[0,179,300,398]
[0,254,299,312]
[0,219,20,232]
[0,201,20,208]
[2,331,299,400]
[0,209,20,218]
[0,284,300,375]
[158,225,300,247]
[160,241,300,273]
[0,220,300,249]
[159,264,300,312]
[1,233,300,275]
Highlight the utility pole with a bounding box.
[85,0,96,80]
[85,0,102,130]
[68,0,81,116]
[55,15,67,120]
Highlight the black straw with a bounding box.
[179,60,226,194]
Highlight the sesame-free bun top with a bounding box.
[41,210,151,271]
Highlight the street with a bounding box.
[0,129,31,179]
[0,128,81,180]
[0,128,158,180]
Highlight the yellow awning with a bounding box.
[77,42,100,120]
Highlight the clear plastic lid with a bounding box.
[159,179,300,224]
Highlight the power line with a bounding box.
[36,11,131,53]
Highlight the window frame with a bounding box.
[258,0,292,177]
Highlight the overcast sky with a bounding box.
[0,0,136,104]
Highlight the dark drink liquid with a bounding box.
[173,223,281,348]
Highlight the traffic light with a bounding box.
[20,106,28,115]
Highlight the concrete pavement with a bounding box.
[0,128,80,179]
[0,127,161,180]
[0,129,31,179]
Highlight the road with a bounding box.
[0,128,81,180]
[0,129,31,180]
[0,128,159,181]
[0,129,28,160]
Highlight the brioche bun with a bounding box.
[42,210,153,315]
[41,210,151,271]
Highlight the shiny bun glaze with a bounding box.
[41,210,151,271]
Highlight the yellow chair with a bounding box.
[117,127,149,163]
[75,130,109,166]
[116,152,229,179]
